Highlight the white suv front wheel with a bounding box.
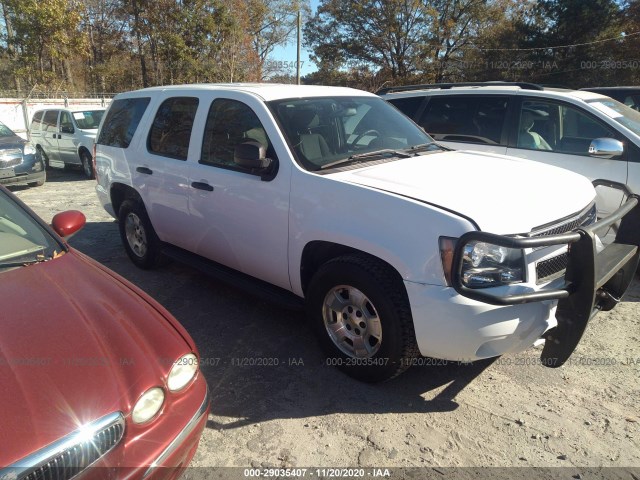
[306,254,419,382]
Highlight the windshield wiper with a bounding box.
[0,255,49,269]
[405,142,441,154]
[320,149,411,170]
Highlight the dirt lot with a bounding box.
[10,169,640,476]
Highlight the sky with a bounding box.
[269,0,319,78]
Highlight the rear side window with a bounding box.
[42,110,59,132]
[147,97,199,160]
[97,97,151,148]
[30,111,43,131]
[387,97,424,119]
[418,96,509,145]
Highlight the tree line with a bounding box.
[0,0,307,96]
[1,0,638,97]
[304,0,640,90]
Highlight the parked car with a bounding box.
[95,84,639,383]
[0,185,209,477]
[0,120,46,188]
[379,82,640,220]
[29,107,105,178]
[580,86,640,111]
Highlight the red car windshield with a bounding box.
[0,190,61,270]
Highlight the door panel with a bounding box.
[508,99,628,217]
[57,111,79,165]
[187,96,291,291]
[40,110,61,165]
[133,96,199,250]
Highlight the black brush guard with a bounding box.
[451,180,640,368]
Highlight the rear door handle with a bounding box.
[191,181,214,191]
[136,166,153,175]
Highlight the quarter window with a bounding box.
[42,110,59,133]
[200,99,271,169]
[97,97,150,148]
[418,96,508,145]
[30,111,43,131]
[148,97,199,160]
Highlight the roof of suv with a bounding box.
[118,83,375,102]
[378,81,607,103]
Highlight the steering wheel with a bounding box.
[352,129,381,146]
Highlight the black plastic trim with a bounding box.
[377,82,544,95]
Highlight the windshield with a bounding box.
[588,99,640,137]
[268,96,436,171]
[73,110,104,129]
[0,121,17,138]
[0,190,61,270]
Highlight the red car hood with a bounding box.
[0,250,193,466]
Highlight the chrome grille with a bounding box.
[1,412,124,480]
[532,203,597,284]
[530,203,597,238]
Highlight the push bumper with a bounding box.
[450,181,639,367]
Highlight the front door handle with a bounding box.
[136,166,153,175]
[191,181,214,191]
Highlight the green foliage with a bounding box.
[305,0,640,90]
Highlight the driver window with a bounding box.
[200,99,272,169]
[518,100,614,154]
[60,111,74,134]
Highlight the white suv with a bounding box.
[95,84,639,382]
[30,108,105,178]
[380,82,640,221]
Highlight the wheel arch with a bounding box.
[299,241,406,296]
[110,182,143,218]
[78,145,92,161]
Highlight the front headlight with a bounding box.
[440,237,525,288]
[461,240,524,288]
[167,353,198,392]
[23,142,36,156]
[132,387,165,424]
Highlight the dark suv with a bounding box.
[0,120,46,187]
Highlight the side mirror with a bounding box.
[60,125,74,134]
[234,141,272,170]
[588,138,624,159]
[51,210,86,239]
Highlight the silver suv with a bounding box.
[380,82,640,222]
[30,108,105,178]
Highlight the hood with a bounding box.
[330,150,596,233]
[0,135,26,150]
[0,251,191,466]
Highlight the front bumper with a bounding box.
[449,182,639,367]
[0,170,45,187]
[405,281,558,361]
[142,383,210,478]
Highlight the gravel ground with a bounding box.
[10,169,640,477]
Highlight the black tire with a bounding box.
[118,199,163,269]
[37,146,49,169]
[80,150,94,179]
[306,254,419,382]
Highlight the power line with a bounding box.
[469,31,640,52]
